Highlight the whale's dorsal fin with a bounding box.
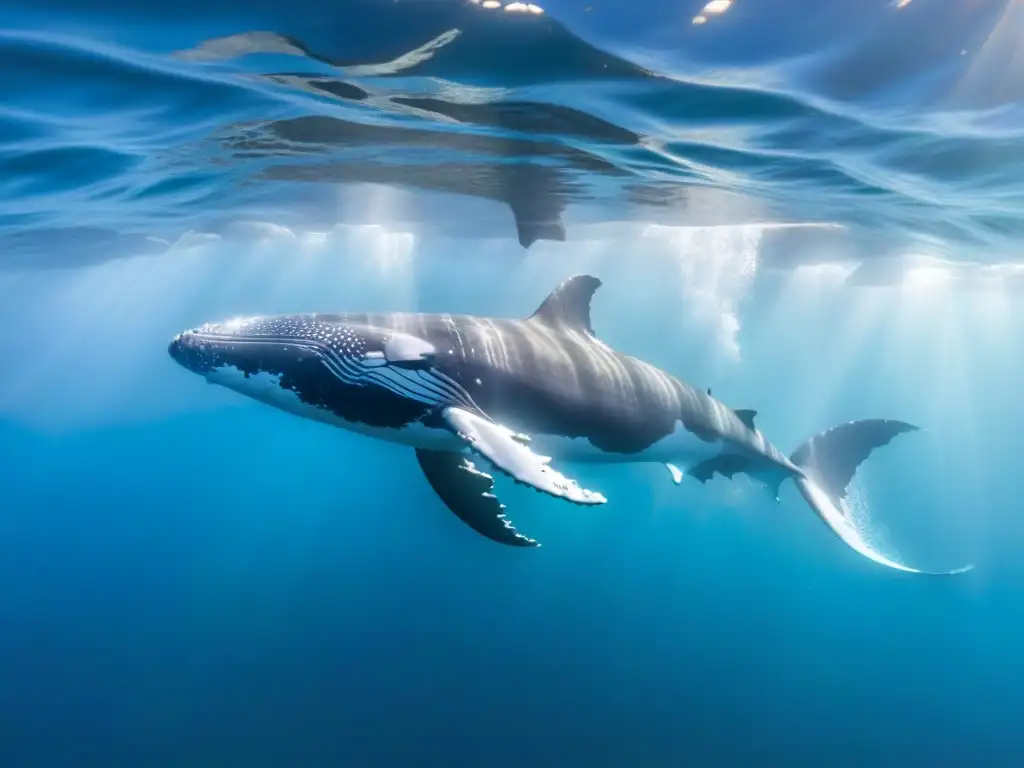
[528,274,602,336]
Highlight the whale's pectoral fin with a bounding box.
[438,406,606,506]
[733,409,757,431]
[688,454,758,484]
[665,463,684,485]
[416,449,539,548]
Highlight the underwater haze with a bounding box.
[1,0,1023,765]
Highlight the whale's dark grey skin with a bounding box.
[169,275,971,575]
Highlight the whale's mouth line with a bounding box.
[181,332,480,411]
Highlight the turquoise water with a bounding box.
[1,1,1023,765]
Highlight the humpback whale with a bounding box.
[168,274,971,576]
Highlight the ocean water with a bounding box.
[1,1,1023,765]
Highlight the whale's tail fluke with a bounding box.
[788,420,974,576]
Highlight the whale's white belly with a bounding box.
[206,367,463,450]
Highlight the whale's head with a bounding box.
[169,314,464,425]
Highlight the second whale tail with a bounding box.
[786,419,974,576]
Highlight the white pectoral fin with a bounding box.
[665,463,683,485]
[440,406,606,506]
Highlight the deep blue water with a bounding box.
[1,1,1023,765]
